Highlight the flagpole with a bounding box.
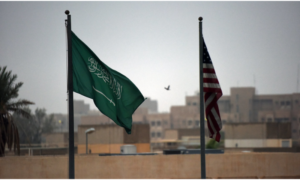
[199,16,206,179]
[65,10,75,179]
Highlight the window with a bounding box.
[286,101,290,106]
[236,105,239,113]
[164,120,168,125]
[267,118,272,122]
[293,129,297,133]
[281,101,285,106]
[193,102,197,106]
[275,118,282,123]
[281,140,290,147]
[188,120,193,126]
[295,100,299,104]
[284,118,289,122]
[195,120,200,126]
[261,118,265,122]
[151,121,155,126]
[156,121,161,126]
[151,132,155,137]
[236,94,239,101]
[156,132,161,137]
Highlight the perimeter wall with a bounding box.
[0,153,300,179]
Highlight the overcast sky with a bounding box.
[1,1,300,114]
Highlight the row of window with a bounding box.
[221,99,299,107]
[261,117,300,122]
[293,118,300,122]
[261,118,290,122]
[181,120,200,126]
[150,120,168,126]
[187,102,198,106]
[292,129,300,134]
[151,132,161,138]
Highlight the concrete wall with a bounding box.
[225,122,292,140]
[123,124,150,144]
[266,122,291,139]
[77,124,150,154]
[0,153,300,179]
[230,87,255,122]
[42,132,78,147]
[78,124,150,145]
[164,129,178,139]
[77,143,150,154]
[78,124,123,144]
[225,139,292,148]
[225,123,266,139]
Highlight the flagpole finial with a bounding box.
[65,10,70,15]
[198,17,203,22]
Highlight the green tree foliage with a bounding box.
[0,66,34,156]
[13,108,56,145]
[205,139,219,149]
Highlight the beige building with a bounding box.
[139,98,158,113]
[224,122,292,148]
[162,128,203,149]
[53,100,97,132]
[74,100,90,114]
[186,87,300,146]
[78,87,300,148]
[77,123,150,154]
[170,106,200,129]
[41,132,78,148]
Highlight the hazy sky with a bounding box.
[1,1,300,114]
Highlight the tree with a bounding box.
[0,66,34,156]
[205,139,219,149]
[13,108,56,145]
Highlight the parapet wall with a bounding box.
[0,153,299,179]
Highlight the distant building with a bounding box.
[224,122,292,148]
[186,87,300,147]
[41,132,78,148]
[170,105,200,129]
[152,128,204,150]
[139,98,158,113]
[77,123,150,154]
[147,113,171,146]
[74,100,90,114]
[78,88,300,149]
[53,100,96,133]
[52,113,68,133]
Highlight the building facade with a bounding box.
[224,122,292,148]
[78,87,300,148]
[77,123,150,154]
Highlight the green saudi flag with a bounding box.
[71,31,145,134]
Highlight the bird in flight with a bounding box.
[165,85,170,90]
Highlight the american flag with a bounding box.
[203,39,223,142]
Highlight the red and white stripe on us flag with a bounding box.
[203,63,223,142]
